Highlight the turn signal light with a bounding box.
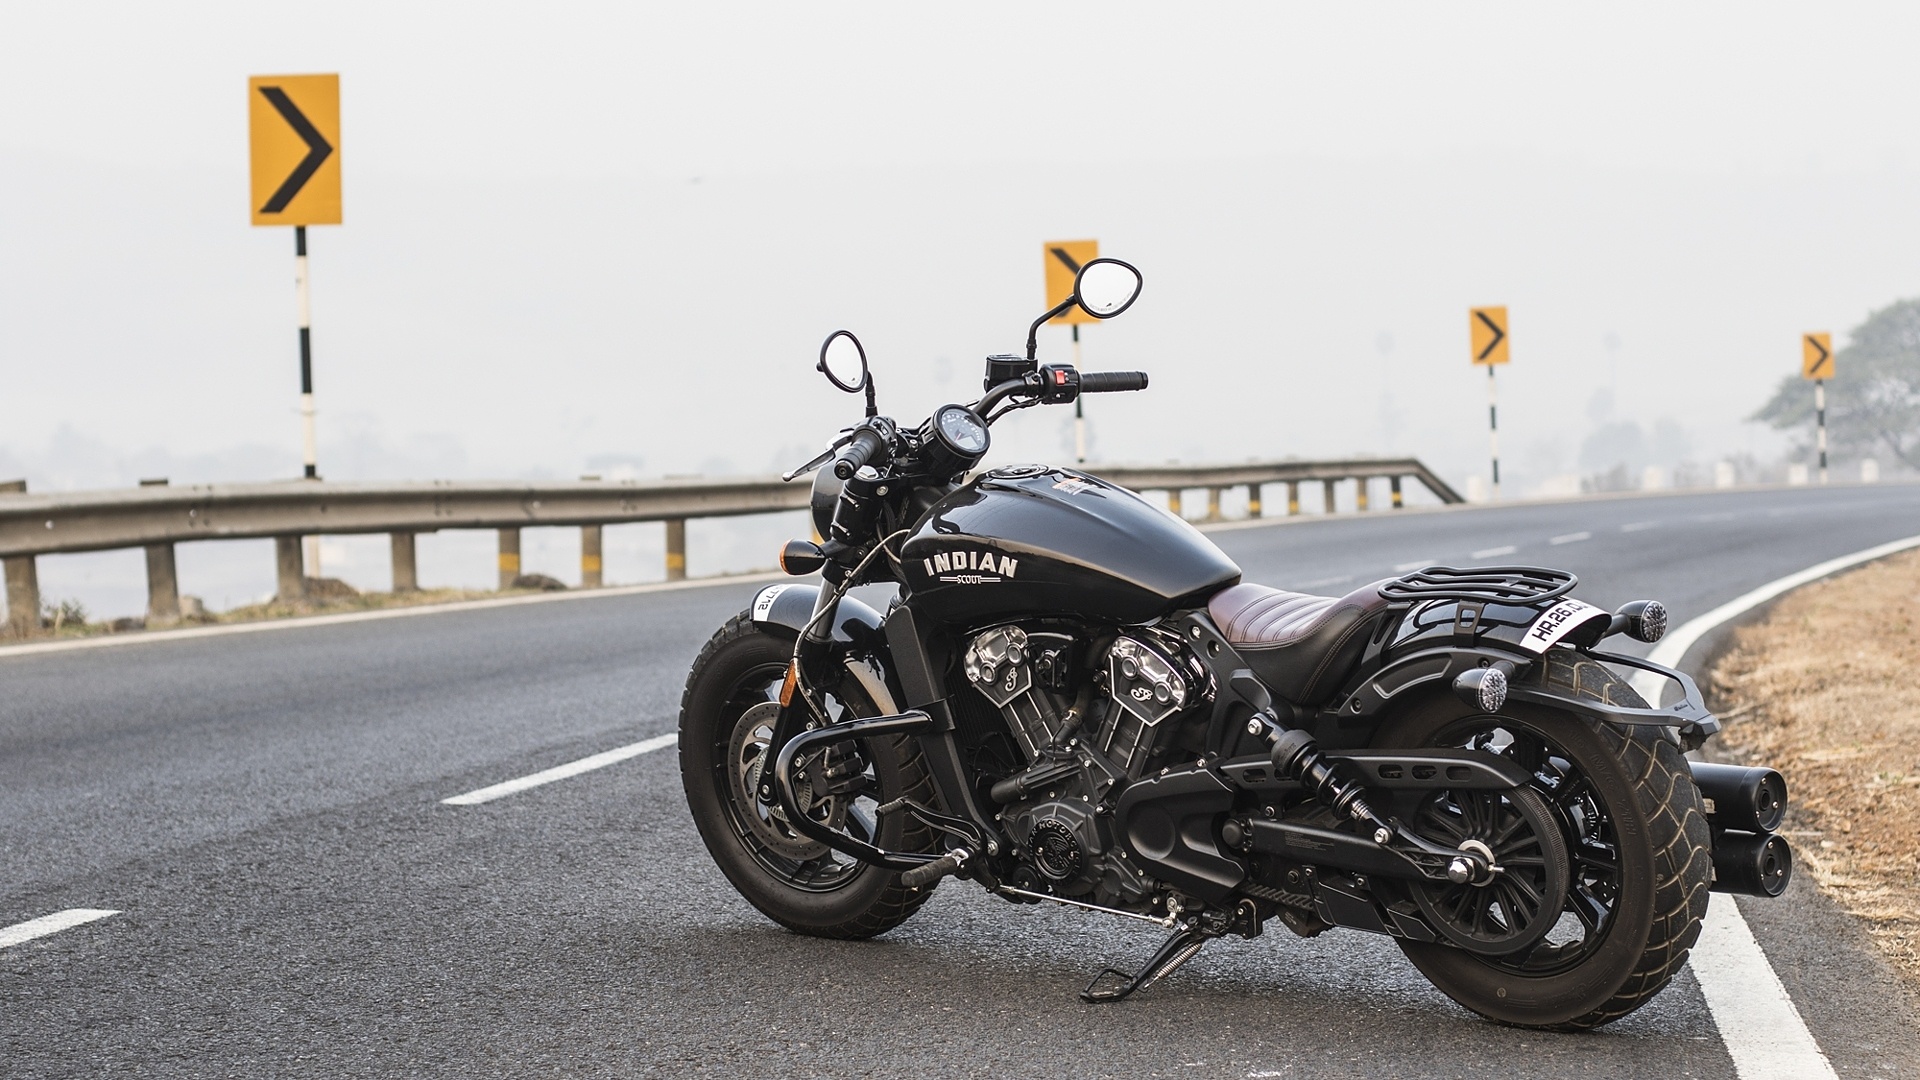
[779,538,826,576]
[1612,600,1668,643]
[1453,666,1509,713]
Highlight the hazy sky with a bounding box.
[7,2,1920,610]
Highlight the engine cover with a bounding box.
[1004,799,1105,896]
[963,625,1074,762]
[1100,635,1192,775]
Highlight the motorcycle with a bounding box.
[677,258,1794,1029]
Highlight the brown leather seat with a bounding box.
[1207,579,1394,706]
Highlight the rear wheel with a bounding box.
[1375,686,1711,1030]
[679,613,937,939]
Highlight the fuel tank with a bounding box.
[900,465,1241,625]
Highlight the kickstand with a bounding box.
[1081,922,1211,1004]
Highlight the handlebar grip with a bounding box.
[832,427,888,480]
[1079,371,1149,394]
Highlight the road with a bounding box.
[4,484,1919,1079]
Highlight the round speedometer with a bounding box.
[922,403,991,479]
[936,404,989,454]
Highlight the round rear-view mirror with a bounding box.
[1074,258,1143,319]
[817,329,870,393]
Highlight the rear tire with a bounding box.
[1374,684,1711,1030]
[679,612,937,939]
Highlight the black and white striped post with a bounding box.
[295,225,318,481]
[294,225,321,577]
[1072,324,1086,464]
[1487,365,1501,501]
[1815,378,1828,485]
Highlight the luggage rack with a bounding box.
[1377,565,1577,605]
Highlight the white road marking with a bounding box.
[1621,520,1660,532]
[1626,532,1920,1080]
[1392,559,1436,572]
[0,908,119,949]
[1694,897,1836,1080]
[1548,531,1591,545]
[442,733,678,806]
[0,571,788,661]
[1470,545,1517,558]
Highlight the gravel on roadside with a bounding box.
[1709,548,1920,987]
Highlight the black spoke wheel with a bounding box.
[679,612,938,938]
[1408,783,1570,957]
[1375,678,1711,1030]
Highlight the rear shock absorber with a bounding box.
[1268,727,1394,842]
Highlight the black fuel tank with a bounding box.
[900,465,1241,625]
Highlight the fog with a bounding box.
[6,2,1919,617]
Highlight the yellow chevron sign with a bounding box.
[249,74,342,226]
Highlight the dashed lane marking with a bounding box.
[1391,559,1436,572]
[1628,533,1920,1080]
[1621,521,1660,532]
[1548,531,1591,545]
[1470,545,1517,559]
[442,733,678,806]
[0,908,119,949]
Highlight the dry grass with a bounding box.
[1709,547,1920,986]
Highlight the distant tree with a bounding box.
[1753,299,1920,468]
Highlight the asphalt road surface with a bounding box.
[5,484,1920,1079]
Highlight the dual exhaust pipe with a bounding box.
[1690,761,1793,898]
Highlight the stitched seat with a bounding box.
[1207,579,1394,706]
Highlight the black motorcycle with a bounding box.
[678,259,1793,1029]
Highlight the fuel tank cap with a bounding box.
[986,464,1051,480]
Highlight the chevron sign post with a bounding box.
[1469,306,1509,501]
[249,73,343,586]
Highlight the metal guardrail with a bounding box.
[0,458,1459,636]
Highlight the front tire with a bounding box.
[678,612,937,939]
[1375,687,1712,1030]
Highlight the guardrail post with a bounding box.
[498,528,521,589]
[665,519,687,581]
[1322,479,1337,514]
[1166,490,1183,518]
[390,532,418,592]
[144,545,181,626]
[275,536,305,602]
[1247,483,1262,518]
[1355,477,1371,512]
[1286,481,1300,516]
[1206,487,1224,522]
[4,555,37,638]
[137,480,181,626]
[1,479,37,638]
[581,525,603,588]
[1390,476,1404,509]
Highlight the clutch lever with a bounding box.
[782,433,854,482]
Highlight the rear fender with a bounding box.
[1334,644,1721,745]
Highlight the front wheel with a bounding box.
[1375,690,1712,1030]
[678,613,937,939]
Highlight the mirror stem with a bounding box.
[1025,296,1080,360]
[864,378,877,418]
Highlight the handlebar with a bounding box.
[833,425,890,480]
[1079,371,1149,394]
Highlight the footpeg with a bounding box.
[1081,922,1210,1003]
[900,847,968,889]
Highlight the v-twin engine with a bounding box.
[962,623,1206,905]
[963,624,1198,778]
